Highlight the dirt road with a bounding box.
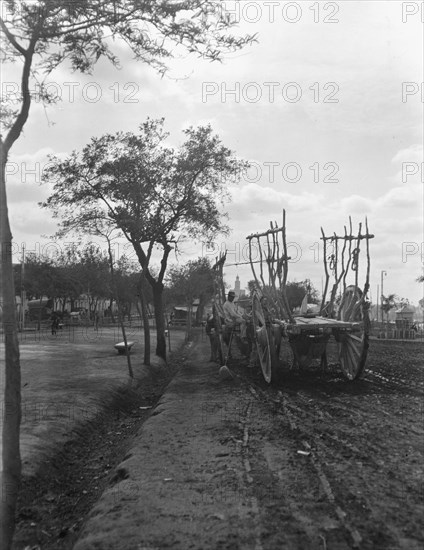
[10,333,424,549]
[229,338,424,549]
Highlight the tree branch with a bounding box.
[0,18,27,56]
[3,19,42,153]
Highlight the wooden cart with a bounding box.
[213,210,373,383]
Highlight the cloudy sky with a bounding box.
[4,1,423,305]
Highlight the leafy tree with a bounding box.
[113,254,154,368]
[13,253,56,302]
[192,258,216,325]
[247,278,319,312]
[13,253,58,327]
[114,257,139,320]
[53,246,88,313]
[247,279,257,296]
[167,257,215,337]
[41,119,249,359]
[166,263,197,340]
[102,235,134,377]
[381,293,397,322]
[14,245,112,317]
[0,3,254,544]
[113,257,153,318]
[74,244,111,318]
[286,279,319,311]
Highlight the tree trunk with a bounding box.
[138,278,151,366]
[126,302,132,322]
[105,239,133,378]
[152,282,166,360]
[186,302,192,343]
[109,297,115,323]
[131,240,170,361]
[37,295,43,331]
[117,301,133,378]
[196,297,206,325]
[0,24,40,547]
[0,158,22,550]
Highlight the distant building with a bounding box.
[395,305,414,329]
[172,299,199,325]
[234,275,246,299]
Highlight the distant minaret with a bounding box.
[234,275,241,298]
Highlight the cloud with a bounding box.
[10,203,58,243]
[3,3,422,304]
[391,144,423,164]
[5,148,67,204]
[380,184,422,211]
[339,195,373,215]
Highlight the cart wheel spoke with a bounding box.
[346,339,360,377]
[213,304,226,365]
[252,292,276,383]
[337,286,369,380]
[346,336,361,359]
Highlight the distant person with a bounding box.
[51,312,60,336]
[205,313,218,362]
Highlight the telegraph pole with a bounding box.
[21,244,25,331]
[376,284,379,322]
[380,270,387,323]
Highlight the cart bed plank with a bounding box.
[286,316,360,330]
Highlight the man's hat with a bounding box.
[228,290,236,296]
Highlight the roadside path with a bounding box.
[73,337,267,550]
[72,337,424,550]
[72,336,355,550]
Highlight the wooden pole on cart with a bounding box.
[280,211,294,321]
[320,227,330,314]
[364,218,371,297]
[342,217,354,292]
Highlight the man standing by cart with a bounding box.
[223,290,247,340]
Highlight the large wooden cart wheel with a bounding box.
[251,293,279,383]
[336,285,369,380]
[212,304,226,365]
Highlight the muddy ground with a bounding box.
[231,338,424,549]
[8,333,424,549]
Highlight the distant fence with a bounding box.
[0,317,190,345]
[376,329,418,340]
[0,314,154,338]
[370,321,420,340]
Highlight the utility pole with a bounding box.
[376,284,379,322]
[380,270,387,323]
[21,244,25,331]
